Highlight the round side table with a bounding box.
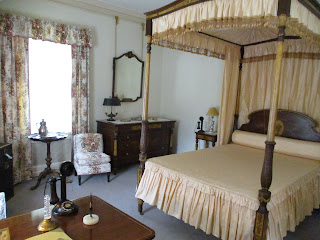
[28,132,68,190]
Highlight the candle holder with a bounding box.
[83,194,99,226]
[38,195,57,232]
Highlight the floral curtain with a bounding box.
[0,12,92,183]
[0,35,32,183]
[72,46,89,135]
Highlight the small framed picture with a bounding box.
[0,228,10,240]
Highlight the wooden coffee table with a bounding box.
[0,196,155,240]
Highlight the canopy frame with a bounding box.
[136,1,320,240]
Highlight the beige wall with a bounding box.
[0,0,225,174]
[159,48,224,153]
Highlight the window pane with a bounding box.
[29,39,72,133]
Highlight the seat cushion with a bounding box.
[74,152,111,166]
[75,162,111,176]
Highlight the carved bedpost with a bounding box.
[233,46,245,132]
[137,19,152,215]
[253,14,287,240]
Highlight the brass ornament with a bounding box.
[275,120,285,136]
[37,218,57,232]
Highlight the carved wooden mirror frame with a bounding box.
[112,51,144,102]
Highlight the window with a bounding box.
[29,39,72,133]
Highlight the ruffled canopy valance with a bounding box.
[151,0,320,49]
[0,12,92,47]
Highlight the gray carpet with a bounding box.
[6,163,320,240]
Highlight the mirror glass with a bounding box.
[113,51,144,102]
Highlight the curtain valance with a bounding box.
[153,31,237,60]
[243,39,320,62]
[0,12,92,47]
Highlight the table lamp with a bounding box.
[206,107,219,133]
[103,97,121,121]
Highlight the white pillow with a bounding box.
[232,130,320,161]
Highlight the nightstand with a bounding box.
[195,131,217,150]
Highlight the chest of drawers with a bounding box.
[97,119,175,174]
[0,143,14,200]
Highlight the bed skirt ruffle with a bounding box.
[135,161,320,240]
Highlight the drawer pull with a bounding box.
[126,153,129,156]
[127,136,130,139]
[5,163,9,170]
[5,153,13,160]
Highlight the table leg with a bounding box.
[205,141,209,148]
[30,142,53,190]
[45,142,52,171]
[212,141,215,147]
[195,138,199,150]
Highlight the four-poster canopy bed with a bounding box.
[135,0,320,239]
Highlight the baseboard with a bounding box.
[32,161,71,177]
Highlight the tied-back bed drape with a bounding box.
[0,12,92,183]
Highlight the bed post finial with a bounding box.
[253,14,287,240]
[137,19,153,215]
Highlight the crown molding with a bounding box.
[49,0,146,23]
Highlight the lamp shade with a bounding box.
[103,97,121,106]
[207,107,219,116]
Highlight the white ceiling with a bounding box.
[98,0,173,14]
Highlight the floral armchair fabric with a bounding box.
[74,133,111,185]
[0,192,6,220]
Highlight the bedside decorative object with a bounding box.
[206,107,219,133]
[195,131,217,150]
[37,195,57,232]
[197,116,204,132]
[0,144,13,200]
[83,194,99,226]
[103,97,121,121]
[97,119,175,174]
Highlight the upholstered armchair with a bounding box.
[74,133,111,185]
[0,192,6,220]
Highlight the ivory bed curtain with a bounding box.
[239,39,320,130]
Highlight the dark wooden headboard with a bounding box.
[239,109,320,142]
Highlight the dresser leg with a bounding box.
[78,176,81,186]
[107,172,110,182]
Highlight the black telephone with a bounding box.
[197,116,204,132]
[48,162,78,216]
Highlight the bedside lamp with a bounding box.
[206,107,219,133]
[103,97,121,121]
